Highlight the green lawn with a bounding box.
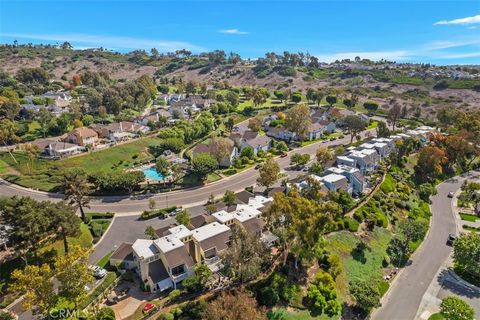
[325,228,392,302]
[460,213,480,222]
[96,252,113,268]
[60,137,159,174]
[41,223,93,256]
[0,136,160,191]
[273,308,339,320]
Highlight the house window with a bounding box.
[171,264,186,276]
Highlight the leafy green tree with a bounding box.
[285,103,311,141]
[36,107,53,138]
[223,190,237,206]
[175,210,191,226]
[225,91,239,107]
[388,103,402,131]
[290,153,310,167]
[210,137,233,164]
[204,290,265,320]
[418,183,437,202]
[349,279,381,312]
[148,198,156,210]
[156,156,171,176]
[46,201,81,253]
[55,245,93,308]
[326,95,337,107]
[145,226,157,239]
[0,311,15,320]
[363,101,379,114]
[276,141,289,153]
[11,263,56,316]
[221,228,269,283]
[0,196,52,264]
[241,146,255,159]
[414,146,448,183]
[376,120,391,137]
[257,287,279,307]
[453,232,480,280]
[94,308,116,320]
[315,146,333,167]
[306,271,341,316]
[183,264,212,293]
[264,189,339,265]
[343,115,367,143]
[191,153,218,180]
[274,90,286,104]
[328,190,354,214]
[61,169,91,222]
[248,116,262,132]
[440,297,475,320]
[24,143,40,174]
[290,92,302,103]
[257,157,280,189]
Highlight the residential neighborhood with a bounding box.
[1,3,480,320]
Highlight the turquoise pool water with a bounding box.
[143,167,165,180]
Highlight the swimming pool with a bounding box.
[143,166,165,180]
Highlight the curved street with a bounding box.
[0,130,375,213]
[372,171,480,320]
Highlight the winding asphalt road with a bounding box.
[372,171,480,320]
[0,130,376,214]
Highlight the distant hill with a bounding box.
[1,45,479,116]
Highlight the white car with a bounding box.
[89,265,107,279]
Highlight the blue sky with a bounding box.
[0,0,479,65]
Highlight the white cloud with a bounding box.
[0,32,205,52]
[219,29,248,35]
[315,50,412,63]
[424,39,480,50]
[434,14,480,25]
[437,52,480,59]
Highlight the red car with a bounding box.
[280,153,288,158]
[143,303,155,314]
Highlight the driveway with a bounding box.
[372,171,480,320]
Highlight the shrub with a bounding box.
[343,217,359,232]
[257,287,280,306]
[157,313,174,320]
[440,297,475,320]
[168,289,181,301]
[140,207,177,220]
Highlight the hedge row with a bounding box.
[139,206,177,220]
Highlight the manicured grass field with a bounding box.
[0,135,160,191]
[60,137,159,174]
[325,228,392,302]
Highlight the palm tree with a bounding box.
[61,169,91,222]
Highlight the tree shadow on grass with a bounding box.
[351,241,371,264]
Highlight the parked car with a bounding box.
[446,233,456,246]
[143,303,158,314]
[89,266,107,279]
[280,153,288,158]
[447,191,454,198]
[254,164,261,169]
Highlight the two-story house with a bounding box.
[240,132,271,155]
[64,127,99,147]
